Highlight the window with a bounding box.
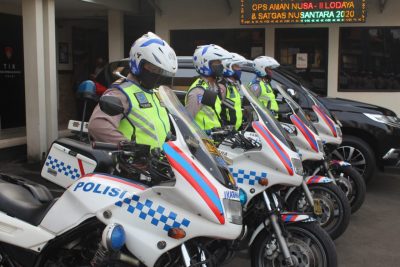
[339,27,400,91]
[275,28,329,96]
[170,29,265,59]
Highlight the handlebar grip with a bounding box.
[92,142,119,150]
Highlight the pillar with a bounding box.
[22,0,47,161]
[108,9,124,62]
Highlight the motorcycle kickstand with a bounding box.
[263,192,295,266]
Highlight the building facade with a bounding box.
[0,0,399,160]
[156,0,400,113]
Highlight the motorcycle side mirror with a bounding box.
[99,95,125,116]
[201,90,218,107]
[287,88,298,100]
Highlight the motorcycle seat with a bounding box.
[0,183,57,226]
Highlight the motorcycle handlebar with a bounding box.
[92,141,119,151]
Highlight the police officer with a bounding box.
[88,32,177,148]
[249,56,280,117]
[185,44,232,131]
[221,52,250,130]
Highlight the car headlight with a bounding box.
[364,113,400,128]
[291,157,304,175]
[223,199,243,225]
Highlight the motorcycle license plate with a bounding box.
[314,199,323,215]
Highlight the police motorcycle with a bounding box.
[263,83,352,239]
[285,86,366,214]
[0,86,243,267]
[200,84,337,266]
[209,79,350,240]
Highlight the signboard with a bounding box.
[240,0,367,24]
[296,53,308,68]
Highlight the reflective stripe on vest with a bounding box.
[256,80,279,113]
[186,78,222,131]
[115,81,170,149]
[225,83,243,130]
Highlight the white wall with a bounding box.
[156,0,400,115]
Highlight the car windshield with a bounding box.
[157,86,236,190]
[239,83,297,152]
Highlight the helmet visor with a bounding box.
[143,61,176,78]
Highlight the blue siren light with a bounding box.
[103,224,126,251]
[239,188,247,206]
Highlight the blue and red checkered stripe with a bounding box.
[253,121,294,176]
[290,114,318,152]
[163,142,225,224]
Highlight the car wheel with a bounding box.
[331,135,376,183]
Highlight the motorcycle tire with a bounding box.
[332,135,376,183]
[250,221,337,267]
[286,183,351,240]
[330,166,366,214]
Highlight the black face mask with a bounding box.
[138,68,172,90]
[211,64,224,78]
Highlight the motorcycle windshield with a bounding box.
[157,86,236,190]
[273,83,319,134]
[240,84,297,152]
[301,85,335,120]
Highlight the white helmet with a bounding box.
[129,32,177,77]
[253,56,280,77]
[193,44,232,77]
[222,52,251,77]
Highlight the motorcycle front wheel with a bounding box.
[286,183,351,240]
[329,166,366,214]
[250,221,337,267]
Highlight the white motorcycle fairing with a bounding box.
[288,114,324,161]
[218,84,303,207]
[312,105,342,145]
[0,86,243,267]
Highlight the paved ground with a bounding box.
[1,150,399,266]
[229,170,400,267]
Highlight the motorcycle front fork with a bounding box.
[181,243,207,267]
[262,191,295,266]
[311,161,338,185]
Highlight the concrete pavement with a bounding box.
[229,171,400,266]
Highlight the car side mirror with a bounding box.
[99,95,125,116]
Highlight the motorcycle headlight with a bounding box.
[223,199,243,225]
[291,157,304,176]
[364,113,400,128]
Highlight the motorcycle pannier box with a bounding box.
[41,142,97,188]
